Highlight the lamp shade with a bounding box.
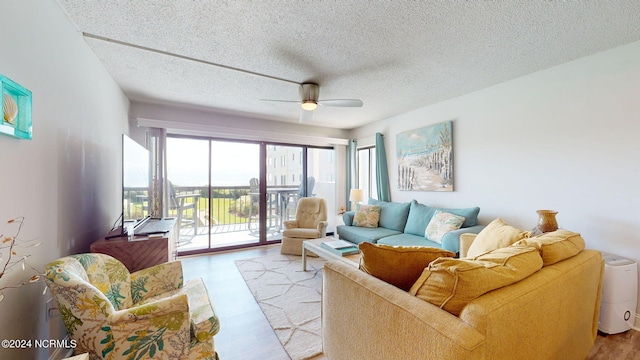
[349,189,365,203]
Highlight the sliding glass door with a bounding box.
[266,144,303,238]
[308,147,337,233]
[210,141,261,248]
[166,137,209,250]
[167,135,335,255]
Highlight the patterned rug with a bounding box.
[235,254,327,360]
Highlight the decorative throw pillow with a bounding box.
[465,218,530,258]
[409,245,543,316]
[425,210,466,244]
[512,230,585,266]
[352,204,381,228]
[358,242,454,291]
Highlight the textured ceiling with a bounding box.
[56,0,640,129]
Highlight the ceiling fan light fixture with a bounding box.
[301,101,318,111]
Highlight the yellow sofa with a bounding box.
[322,233,604,360]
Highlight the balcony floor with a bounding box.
[176,223,283,252]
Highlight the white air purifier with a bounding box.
[598,252,638,334]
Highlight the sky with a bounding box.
[166,138,260,186]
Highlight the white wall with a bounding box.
[131,101,350,147]
[352,40,640,320]
[0,1,129,358]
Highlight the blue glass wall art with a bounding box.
[1,74,32,140]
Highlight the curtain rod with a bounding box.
[82,32,300,86]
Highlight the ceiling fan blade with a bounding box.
[318,99,363,107]
[299,110,314,123]
[259,99,301,103]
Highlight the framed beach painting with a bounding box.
[396,121,453,191]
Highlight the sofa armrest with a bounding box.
[440,225,485,255]
[459,233,478,258]
[323,261,485,360]
[342,211,355,226]
[458,250,603,359]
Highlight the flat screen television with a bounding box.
[112,134,151,238]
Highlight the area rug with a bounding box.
[235,254,326,360]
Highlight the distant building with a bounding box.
[266,145,335,186]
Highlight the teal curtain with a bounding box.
[375,133,391,202]
[346,139,357,207]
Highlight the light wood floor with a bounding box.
[588,329,640,359]
[181,244,289,360]
[181,245,640,360]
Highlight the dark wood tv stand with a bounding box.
[90,218,178,272]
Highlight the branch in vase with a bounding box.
[0,217,46,302]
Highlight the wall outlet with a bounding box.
[45,298,53,322]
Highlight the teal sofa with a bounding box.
[336,199,484,255]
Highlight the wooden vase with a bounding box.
[535,210,558,234]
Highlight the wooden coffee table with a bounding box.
[302,237,360,271]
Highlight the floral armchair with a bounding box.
[44,253,219,360]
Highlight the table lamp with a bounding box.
[349,189,365,210]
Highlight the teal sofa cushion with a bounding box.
[368,198,411,232]
[336,225,402,245]
[404,200,480,236]
[404,201,436,236]
[378,225,485,254]
[378,233,443,248]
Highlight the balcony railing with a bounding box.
[167,185,298,227]
[169,186,299,251]
[124,184,301,251]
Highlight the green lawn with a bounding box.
[197,197,248,225]
[169,198,247,225]
[130,196,251,226]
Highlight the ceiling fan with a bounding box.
[261,83,363,123]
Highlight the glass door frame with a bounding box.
[169,134,331,256]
